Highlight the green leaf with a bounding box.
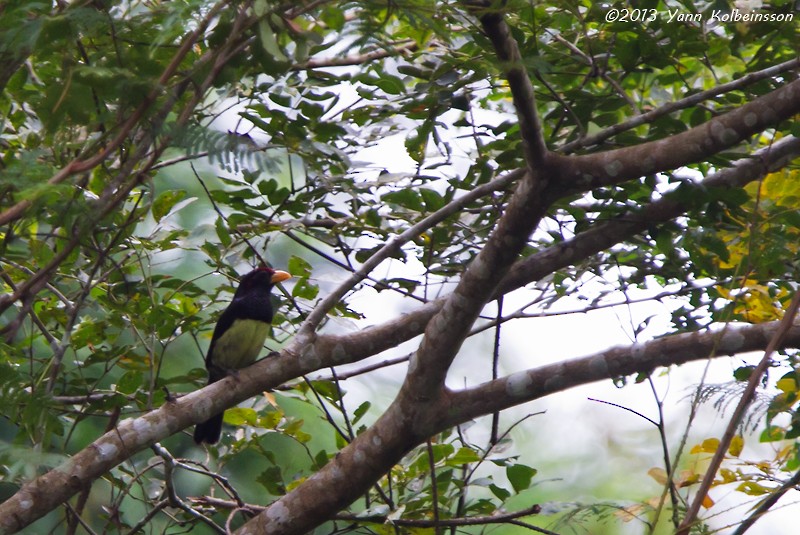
[405,123,431,163]
[507,464,537,493]
[288,255,312,278]
[258,410,283,430]
[427,443,455,463]
[257,466,285,495]
[283,419,311,443]
[240,111,272,132]
[446,447,481,466]
[419,188,444,211]
[352,401,371,425]
[760,425,785,443]
[382,189,424,212]
[292,277,319,299]
[116,371,143,395]
[736,481,769,496]
[314,449,330,469]
[489,483,510,501]
[320,7,345,30]
[374,74,405,95]
[215,217,231,247]
[225,407,258,426]
[257,20,288,62]
[734,366,755,381]
[365,209,381,228]
[152,190,187,223]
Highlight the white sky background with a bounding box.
[344,111,799,533]
[206,71,800,534]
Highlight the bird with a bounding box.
[193,267,292,445]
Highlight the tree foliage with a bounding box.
[1,0,799,533]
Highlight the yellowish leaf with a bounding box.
[614,503,646,522]
[677,471,701,488]
[263,391,279,408]
[691,438,720,454]
[760,169,800,208]
[719,468,737,483]
[286,476,306,492]
[648,467,669,485]
[776,444,794,462]
[735,284,783,323]
[777,377,798,394]
[737,481,770,496]
[728,435,744,457]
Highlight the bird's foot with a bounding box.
[208,364,241,381]
[223,367,242,379]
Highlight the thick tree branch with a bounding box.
[239,6,555,533]
[678,292,800,534]
[444,321,800,425]
[477,9,548,167]
[559,58,800,154]
[554,78,800,195]
[501,135,800,294]
[320,135,800,367]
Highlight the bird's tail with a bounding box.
[194,370,226,444]
[194,412,223,444]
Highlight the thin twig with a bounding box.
[677,291,800,534]
[730,468,800,535]
[292,41,418,70]
[559,57,800,153]
[194,495,542,527]
[426,439,441,533]
[298,168,523,333]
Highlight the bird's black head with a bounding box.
[233,267,292,299]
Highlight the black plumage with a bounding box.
[193,267,291,445]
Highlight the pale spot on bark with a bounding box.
[710,121,737,144]
[589,356,609,376]
[631,342,646,359]
[408,352,418,373]
[266,500,291,522]
[505,371,533,397]
[603,160,623,177]
[19,494,32,510]
[543,373,565,391]
[132,418,151,435]
[302,344,321,368]
[95,442,118,460]
[354,448,366,463]
[332,343,347,362]
[718,330,745,352]
[470,255,491,280]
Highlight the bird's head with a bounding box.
[234,267,292,297]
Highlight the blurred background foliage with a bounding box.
[1,0,799,533]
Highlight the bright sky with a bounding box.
[207,71,799,534]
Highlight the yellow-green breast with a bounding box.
[210,318,270,370]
